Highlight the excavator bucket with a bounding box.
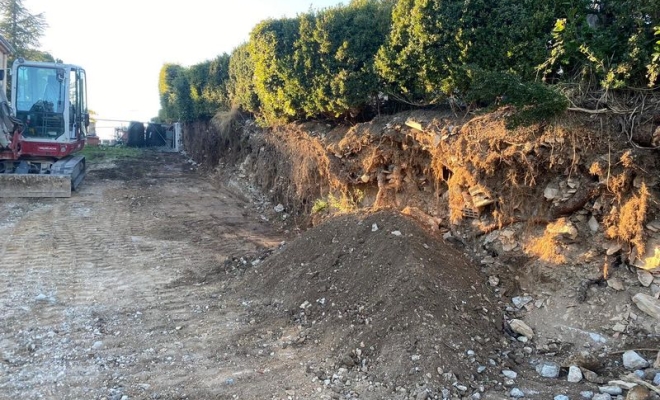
[0,155,86,198]
[0,174,71,197]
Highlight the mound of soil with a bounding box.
[243,211,504,394]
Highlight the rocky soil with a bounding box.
[0,105,659,400]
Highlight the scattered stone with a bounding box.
[637,271,654,288]
[647,221,660,233]
[35,293,49,302]
[536,361,561,378]
[592,395,612,400]
[589,216,600,232]
[92,341,104,350]
[632,293,660,321]
[606,243,622,256]
[581,391,594,399]
[626,386,650,400]
[502,370,518,379]
[599,386,623,396]
[510,388,525,398]
[477,366,487,374]
[651,285,660,299]
[391,230,402,237]
[512,297,533,309]
[555,396,570,400]
[544,187,560,201]
[372,224,379,232]
[612,323,627,333]
[623,351,650,370]
[509,319,534,339]
[489,276,500,287]
[565,351,601,371]
[608,380,637,390]
[653,372,660,385]
[568,366,584,383]
[608,278,625,291]
[502,241,518,252]
[274,204,285,213]
[582,369,605,384]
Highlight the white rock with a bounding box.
[536,362,560,378]
[632,293,660,321]
[502,370,518,379]
[606,243,622,256]
[371,223,379,232]
[607,278,624,291]
[510,388,525,398]
[638,270,654,287]
[589,216,600,232]
[598,386,622,396]
[544,187,560,200]
[92,341,103,350]
[568,365,583,383]
[622,350,650,370]
[502,243,518,252]
[274,204,285,213]
[391,230,402,237]
[512,296,533,309]
[509,319,534,339]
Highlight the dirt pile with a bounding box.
[231,210,506,397]
[182,107,660,398]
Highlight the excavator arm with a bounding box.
[0,86,21,148]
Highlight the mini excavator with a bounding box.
[0,58,88,197]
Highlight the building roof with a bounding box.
[0,34,14,55]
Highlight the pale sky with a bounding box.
[27,0,344,138]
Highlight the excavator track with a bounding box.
[0,155,86,198]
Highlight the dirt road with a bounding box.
[2,149,659,400]
[0,151,287,399]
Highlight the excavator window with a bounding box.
[15,66,65,138]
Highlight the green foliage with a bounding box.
[457,0,560,82]
[375,0,463,104]
[158,64,185,123]
[228,42,259,113]
[158,0,658,127]
[80,145,141,162]
[249,17,303,124]
[328,189,364,213]
[294,0,393,119]
[0,0,47,57]
[647,26,660,86]
[187,54,231,120]
[466,70,569,128]
[540,0,660,89]
[245,0,393,124]
[311,198,329,214]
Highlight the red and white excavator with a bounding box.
[0,58,88,197]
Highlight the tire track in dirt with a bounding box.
[0,151,285,399]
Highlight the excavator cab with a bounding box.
[0,59,89,197]
[11,58,89,145]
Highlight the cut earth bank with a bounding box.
[182,108,660,399]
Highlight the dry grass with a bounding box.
[604,183,649,256]
[523,218,577,264]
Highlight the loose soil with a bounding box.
[1,105,659,400]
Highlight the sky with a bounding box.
[26,0,345,139]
